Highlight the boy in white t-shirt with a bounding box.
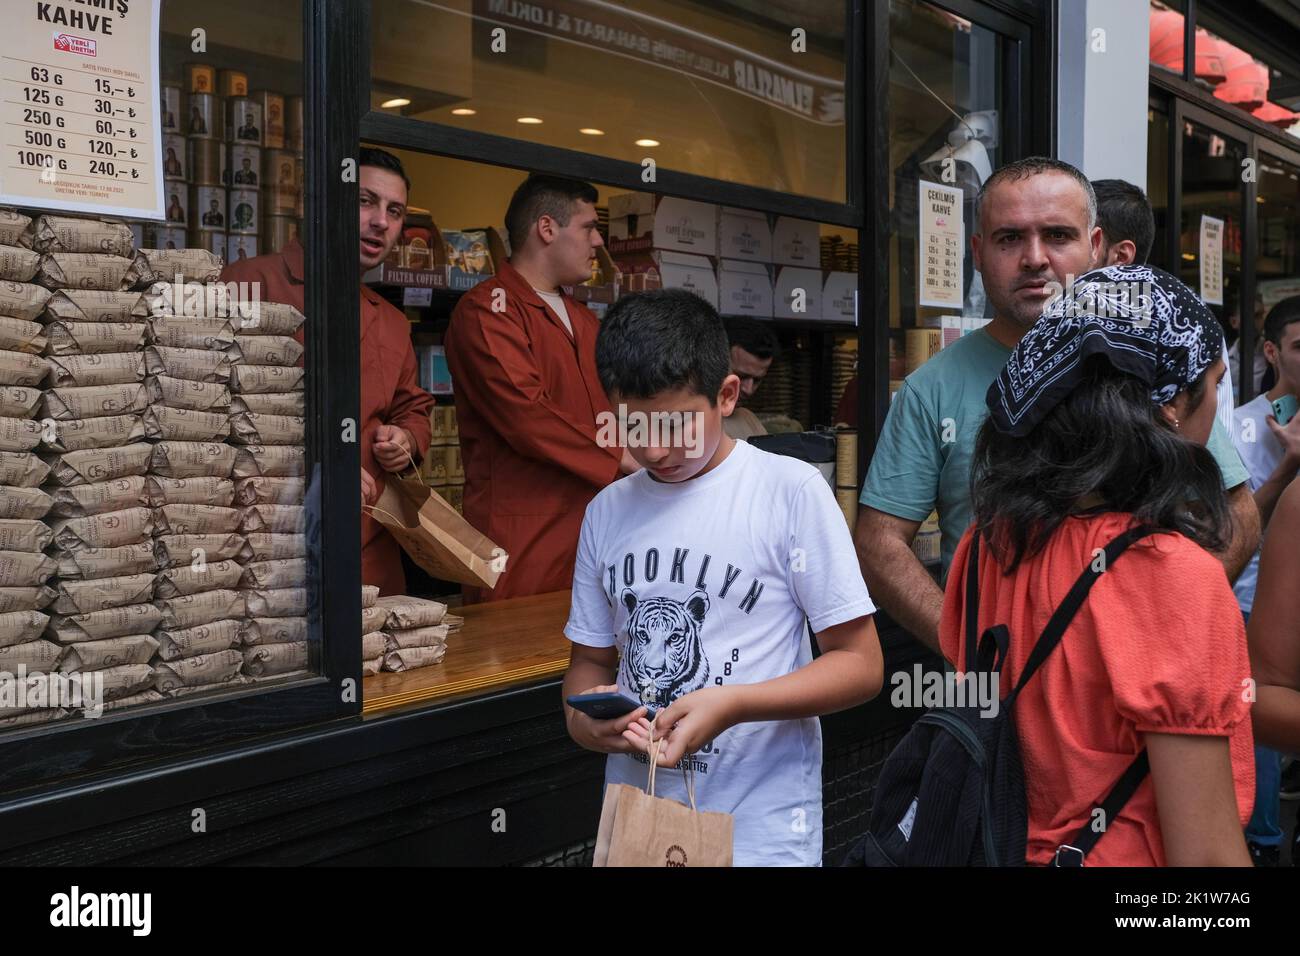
[562,289,883,866]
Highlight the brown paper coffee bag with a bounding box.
[382,645,446,671]
[44,321,146,356]
[143,404,229,442]
[385,624,450,651]
[153,648,242,693]
[50,475,148,517]
[0,485,52,519]
[98,663,156,700]
[0,349,48,387]
[230,412,305,446]
[233,476,304,506]
[0,585,56,613]
[243,587,307,618]
[0,609,50,648]
[146,315,235,350]
[361,631,385,659]
[144,474,235,507]
[231,392,304,417]
[33,216,135,258]
[237,532,305,562]
[155,589,244,629]
[144,345,232,384]
[42,382,148,420]
[0,518,53,552]
[153,559,242,598]
[233,443,304,478]
[155,503,241,536]
[362,656,381,677]
[0,450,49,487]
[242,640,308,677]
[155,619,242,661]
[50,506,153,551]
[47,351,145,387]
[44,414,146,452]
[0,209,32,247]
[240,557,307,590]
[230,301,305,336]
[0,246,40,282]
[0,417,42,453]
[375,595,448,629]
[153,532,244,568]
[46,442,152,485]
[52,572,156,615]
[227,334,304,367]
[38,252,134,291]
[239,503,305,534]
[55,542,156,579]
[229,364,304,393]
[0,385,42,417]
[360,603,386,635]
[47,602,163,642]
[0,315,45,353]
[43,290,148,323]
[0,638,62,672]
[144,374,231,411]
[0,280,51,321]
[149,440,236,478]
[58,634,158,672]
[130,249,223,286]
[240,615,307,646]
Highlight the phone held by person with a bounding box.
[1273,393,1298,427]
[566,691,657,722]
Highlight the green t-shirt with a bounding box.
[860,327,1250,578]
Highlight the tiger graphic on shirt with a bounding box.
[621,588,711,710]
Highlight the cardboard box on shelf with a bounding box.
[717,259,773,318]
[772,217,821,267]
[613,251,718,308]
[607,193,718,257]
[905,328,943,374]
[822,272,857,322]
[717,207,772,262]
[772,266,824,320]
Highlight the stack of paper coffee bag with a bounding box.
[226,299,308,681]
[375,595,459,672]
[360,584,384,676]
[136,260,248,697]
[34,215,163,709]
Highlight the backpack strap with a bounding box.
[963,529,982,675]
[1052,751,1151,867]
[1006,524,1159,704]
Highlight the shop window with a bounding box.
[368,0,849,203]
[1179,119,1245,354]
[1249,153,1300,395]
[1147,103,1170,270]
[359,147,858,711]
[1148,0,1189,79]
[1193,10,1300,141]
[0,0,314,735]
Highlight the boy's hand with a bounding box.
[565,684,649,755]
[624,685,742,768]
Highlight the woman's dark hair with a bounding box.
[971,355,1228,572]
[596,289,730,405]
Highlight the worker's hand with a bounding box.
[360,467,377,508]
[373,424,415,473]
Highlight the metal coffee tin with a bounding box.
[163,185,189,228]
[228,97,263,146]
[160,84,182,133]
[162,133,187,180]
[225,144,261,188]
[228,189,260,234]
[185,63,216,94]
[186,92,222,139]
[255,90,286,149]
[192,185,227,230]
[187,137,224,186]
[154,227,186,250]
[286,96,304,151]
[218,70,248,98]
[189,227,227,261]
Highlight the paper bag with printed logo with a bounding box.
[593,736,733,868]
[369,474,504,589]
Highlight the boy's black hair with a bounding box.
[723,315,781,362]
[1092,179,1155,263]
[359,146,411,191]
[505,174,599,251]
[1263,295,1300,346]
[596,289,731,406]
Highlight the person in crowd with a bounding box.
[563,288,883,866]
[944,264,1253,866]
[222,146,434,596]
[1248,479,1300,761]
[445,174,634,603]
[855,158,1259,653]
[1232,295,1300,864]
[721,316,779,440]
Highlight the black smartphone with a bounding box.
[566,691,656,721]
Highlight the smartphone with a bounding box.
[566,691,656,721]
[1273,394,1298,427]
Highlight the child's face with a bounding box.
[612,375,740,482]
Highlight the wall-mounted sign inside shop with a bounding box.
[1199,214,1224,306]
[472,0,844,125]
[0,0,164,219]
[918,179,963,310]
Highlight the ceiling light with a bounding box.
[579,128,605,136]
[635,138,660,147]
[517,116,543,124]
[452,107,477,116]
[381,97,410,109]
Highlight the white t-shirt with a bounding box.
[565,439,876,866]
[1230,392,1284,613]
[534,288,573,336]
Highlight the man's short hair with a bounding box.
[974,156,1097,231]
[505,174,598,251]
[1264,295,1300,345]
[596,289,730,407]
[723,315,781,362]
[1092,179,1155,263]
[359,146,410,192]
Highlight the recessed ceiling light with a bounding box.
[635,138,660,147]
[452,107,477,116]
[381,97,411,109]
[579,127,605,136]
[517,116,543,124]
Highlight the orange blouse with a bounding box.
[940,512,1255,866]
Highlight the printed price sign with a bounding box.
[0,0,163,219]
[918,179,964,309]
[1199,215,1224,306]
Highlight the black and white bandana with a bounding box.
[986,264,1223,437]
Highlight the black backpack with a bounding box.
[844,524,1157,867]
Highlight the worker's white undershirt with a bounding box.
[534,288,573,336]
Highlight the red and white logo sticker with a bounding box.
[53,33,97,57]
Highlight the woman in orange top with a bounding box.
[941,265,1254,866]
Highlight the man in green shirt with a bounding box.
[855,157,1260,653]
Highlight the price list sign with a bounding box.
[0,0,163,219]
[918,179,964,310]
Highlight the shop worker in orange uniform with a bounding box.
[446,175,635,603]
[221,147,434,596]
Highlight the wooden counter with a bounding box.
[363,590,573,715]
